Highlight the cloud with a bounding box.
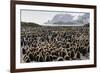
[45,13,90,26]
[77,13,90,24]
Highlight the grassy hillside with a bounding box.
[21,22,41,27]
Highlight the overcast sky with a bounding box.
[21,10,88,25]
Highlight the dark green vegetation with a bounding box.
[21,22,41,27]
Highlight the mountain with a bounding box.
[77,13,90,24]
[45,14,73,24]
[45,13,90,26]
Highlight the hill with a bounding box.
[84,23,89,27]
[21,22,41,27]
